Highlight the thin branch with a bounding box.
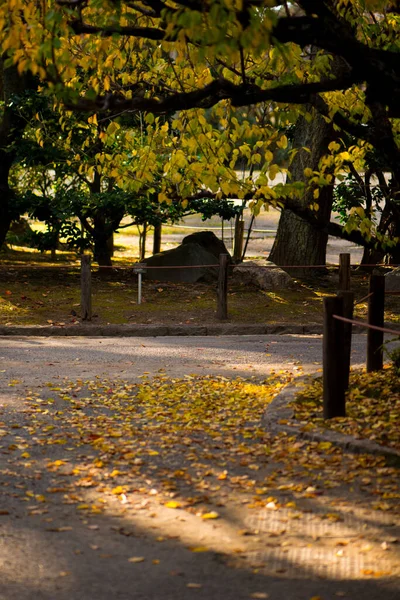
[125,2,158,17]
[239,47,247,85]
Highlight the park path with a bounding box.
[1,335,399,600]
[0,333,371,388]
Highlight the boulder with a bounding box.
[9,218,33,237]
[233,260,294,290]
[385,267,400,292]
[182,231,231,262]
[142,242,219,283]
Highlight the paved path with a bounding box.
[1,335,399,600]
[0,333,371,387]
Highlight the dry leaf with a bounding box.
[201,511,219,519]
[165,501,181,509]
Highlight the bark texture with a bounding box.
[269,111,334,274]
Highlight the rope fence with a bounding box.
[333,314,400,336]
[1,262,400,270]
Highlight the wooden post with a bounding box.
[338,290,354,390]
[323,295,346,418]
[80,254,92,321]
[153,223,162,255]
[233,218,245,262]
[367,274,385,372]
[339,253,351,291]
[217,253,229,320]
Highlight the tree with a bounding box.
[12,96,245,266]
[1,1,399,265]
[0,61,37,250]
[269,110,335,273]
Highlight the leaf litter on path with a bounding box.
[1,373,399,581]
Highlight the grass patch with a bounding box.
[1,245,400,326]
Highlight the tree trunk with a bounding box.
[0,154,13,250]
[139,223,147,260]
[92,212,113,268]
[269,111,334,275]
[0,63,35,249]
[94,235,113,267]
[153,222,162,255]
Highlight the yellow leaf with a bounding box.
[165,501,182,509]
[111,486,126,495]
[317,441,332,451]
[277,135,288,149]
[189,546,209,552]
[201,511,220,519]
[187,583,202,589]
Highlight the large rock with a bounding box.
[385,267,400,292]
[142,243,219,283]
[182,231,231,262]
[233,260,294,290]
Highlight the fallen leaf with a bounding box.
[201,511,220,519]
[165,501,182,509]
[128,556,145,563]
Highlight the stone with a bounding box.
[142,242,219,283]
[233,260,294,290]
[182,231,231,262]
[385,267,400,292]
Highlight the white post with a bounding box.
[138,272,143,305]
[133,263,146,305]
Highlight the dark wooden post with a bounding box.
[80,254,92,321]
[367,274,385,372]
[338,290,354,390]
[339,253,351,291]
[217,253,229,320]
[153,223,162,255]
[323,295,346,418]
[233,217,245,262]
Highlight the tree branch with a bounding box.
[70,19,165,40]
[65,74,362,114]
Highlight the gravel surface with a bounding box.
[0,333,370,388]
